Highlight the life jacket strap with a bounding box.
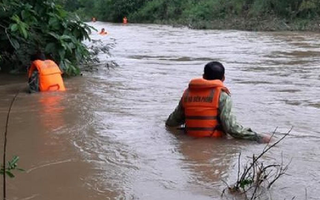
[47,84,60,91]
[186,116,217,120]
[186,127,217,131]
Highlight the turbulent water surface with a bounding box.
[0,22,320,200]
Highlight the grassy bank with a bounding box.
[62,0,320,32]
[162,17,320,32]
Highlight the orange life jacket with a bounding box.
[28,60,66,92]
[123,17,128,24]
[181,78,230,138]
[99,31,107,35]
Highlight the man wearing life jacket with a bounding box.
[28,53,66,93]
[166,61,271,143]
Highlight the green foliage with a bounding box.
[130,0,168,22]
[181,0,223,22]
[100,0,148,22]
[65,0,320,28]
[0,0,93,75]
[239,178,253,190]
[0,156,24,178]
[298,0,320,18]
[61,0,148,22]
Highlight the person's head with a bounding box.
[203,61,225,81]
[45,53,55,62]
[101,28,105,32]
[30,52,46,61]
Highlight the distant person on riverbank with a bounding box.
[99,28,107,35]
[123,16,128,24]
[166,61,271,143]
[28,52,66,93]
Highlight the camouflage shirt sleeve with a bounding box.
[219,91,262,142]
[165,99,185,127]
[165,91,264,142]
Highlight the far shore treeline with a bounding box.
[63,0,320,31]
[1,0,319,75]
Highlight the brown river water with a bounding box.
[1,22,320,200]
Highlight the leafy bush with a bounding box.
[0,0,93,75]
[181,0,223,22]
[72,0,320,28]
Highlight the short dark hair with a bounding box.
[203,61,225,80]
[30,52,46,61]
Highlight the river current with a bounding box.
[0,22,320,199]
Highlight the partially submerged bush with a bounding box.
[0,0,94,75]
[222,127,293,200]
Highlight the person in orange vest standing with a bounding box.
[166,61,271,143]
[123,16,128,24]
[28,52,66,93]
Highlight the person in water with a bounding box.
[28,52,66,93]
[166,61,271,143]
[99,28,107,35]
[123,16,128,24]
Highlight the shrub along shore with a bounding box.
[63,0,320,32]
[2,0,319,75]
[149,17,320,32]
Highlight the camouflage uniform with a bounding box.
[166,91,263,142]
[28,70,40,93]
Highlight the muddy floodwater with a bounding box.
[1,22,320,200]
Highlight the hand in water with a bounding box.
[258,134,273,143]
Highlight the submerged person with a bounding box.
[99,28,107,35]
[166,61,271,143]
[28,53,66,93]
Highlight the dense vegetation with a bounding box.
[63,0,320,30]
[0,0,93,75]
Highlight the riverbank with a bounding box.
[151,16,320,31]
